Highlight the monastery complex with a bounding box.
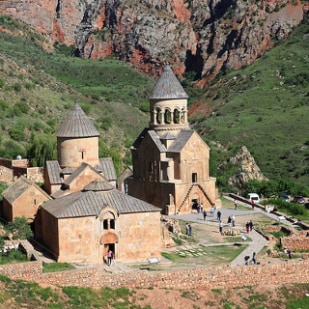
[0,66,220,264]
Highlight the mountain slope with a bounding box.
[190,18,309,185]
[0,0,305,83]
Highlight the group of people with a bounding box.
[245,252,257,265]
[227,214,236,227]
[245,220,254,233]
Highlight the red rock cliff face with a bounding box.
[0,0,305,84]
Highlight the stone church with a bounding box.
[126,65,221,215]
[32,103,162,264]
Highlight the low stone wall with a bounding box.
[0,261,42,280]
[281,233,309,251]
[1,259,308,290]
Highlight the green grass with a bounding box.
[193,19,309,186]
[161,243,248,266]
[0,250,28,264]
[42,262,75,273]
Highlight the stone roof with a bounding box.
[41,182,160,218]
[3,176,50,204]
[98,157,117,181]
[45,161,62,184]
[149,65,188,100]
[57,103,99,138]
[167,130,195,153]
[63,162,107,186]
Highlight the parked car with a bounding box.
[293,195,305,204]
[279,192,290,202]
[247,193,260,204]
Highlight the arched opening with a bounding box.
[156,108,162,124]
[173,108,180,124]
[164,109,171,124]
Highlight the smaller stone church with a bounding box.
[126,65,221,215]
[32,103,162,264]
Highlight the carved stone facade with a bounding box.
[127,66,221,214]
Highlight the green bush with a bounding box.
[9,127,26,141]
[5,217,33,240]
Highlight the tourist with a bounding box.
[219,221,223,235]
[217,210,221,222]
[234,199,238,210]
[227,215,232,225]
[188,224,192,237]
[200,203,204,213]
[249,220,254,231]
[244,255,250,265]
[185,223,189,235]
[203,210,207,221]
[231,214,236,227]
[246,222,250,233]
[252,252,257,264]
[251,199,255,209]
[107,250,114,266]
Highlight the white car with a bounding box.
[247,193,260,204]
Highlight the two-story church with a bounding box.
[126,65,221,215]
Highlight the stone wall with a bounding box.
[281,232,309,251]
[1,259,309,290]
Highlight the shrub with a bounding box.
[5,217,33,240]
[9,127,26,141]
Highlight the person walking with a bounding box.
[219,221,223,235]
[203,210,207,221]
[249,220,254,231]
[252,252,257,264]
[188,224,192,237]
[217,210,221,222]
[107,249,114,266]
[234,199,238,210]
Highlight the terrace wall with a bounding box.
[0,259,308,290]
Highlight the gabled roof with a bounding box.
[149,65,188,100]
[167,130,195,153]
[57,103,99,138]
[3,176,50,204]
[45,161,62,184]
[99,157,117,181]
[132,129,167,153]
[41,181,160,219]
[63,162,107,186]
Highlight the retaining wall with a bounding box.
[1,259,308,290]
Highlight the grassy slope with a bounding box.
[191,18,309,185]
[0,16,153,172]
[0,15,308,186]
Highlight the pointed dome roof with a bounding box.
[57,103,99,138]
[149,65,188,100]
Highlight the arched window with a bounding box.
[173,108,180,124]
[156,108,162,124]
[102,212,116,230]
[164,109,171,124]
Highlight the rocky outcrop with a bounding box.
[0,0,305,82]
[227,146,267,189]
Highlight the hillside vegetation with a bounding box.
[0,15,308,187]
[190,17,309,186]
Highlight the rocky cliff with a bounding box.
[0,0,306,83]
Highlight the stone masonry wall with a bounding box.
[1,259,308,290]
[281,233,309,251]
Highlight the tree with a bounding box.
[27,134,57,167]
[5,217,33,240]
